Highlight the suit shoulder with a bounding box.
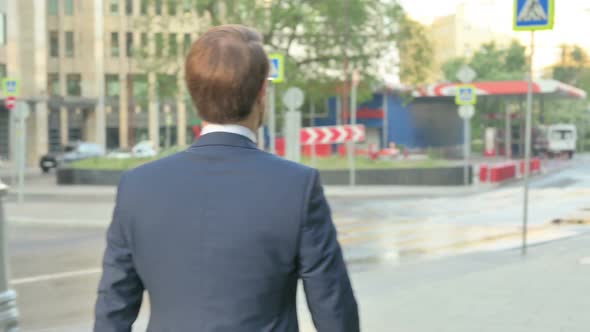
[121,152,186,181]
[256,150,316,175]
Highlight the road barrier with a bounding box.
[479,158,542,183]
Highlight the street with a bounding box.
[3,155,590,331]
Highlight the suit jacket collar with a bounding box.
[190,132,258,150]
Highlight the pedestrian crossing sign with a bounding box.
[514,0,554,31]
[1,78,19,97]
[268,54,284,83]
[455,84,477,106]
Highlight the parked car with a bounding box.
[105,141,157,160]
[39,142,105,173]
[131,141,157,158]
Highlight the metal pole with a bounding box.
[17,110,26,204]
[382,92,388,149]
[349,78,357,187]
[11,116,17,187]
[268,83,276,154]
[522,30,535,256]
[310,101,316,167]
[0,180,19,331]
[463,117,469,185]
[505,102,512,159]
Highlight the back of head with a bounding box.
[185,25,269,124]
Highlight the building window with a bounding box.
[157,74,177,99]
[48,73,60,96]
[110,0,119,14]
[169,33,177,57]
[167,0,177,15]
[49,31,59,57]
[65,0,74,15]
[141,33,148,48]
[155,0,163,15]
[126,0,133,15]
[105,74,120,98]
[155,33,164,56]
[183,33,191,54]
[140,32,148,56]
[182,0,192,12]
[65,31,74,57]
[126,32,133,57]
[66,74,82,96]
[140,0,148,15]
[48,0,59,16]
[133,74,149,109]
[110,32,119,57]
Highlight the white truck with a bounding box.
[534,124,577,159]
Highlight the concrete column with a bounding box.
[26,102,49,166]
[119,74,129,148]
[148,72,159,148]
[93,0,107,149]
[176,47,187,147]
[85,108,97,142]
[60,107,69,145]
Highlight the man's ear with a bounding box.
[258,80,268,102]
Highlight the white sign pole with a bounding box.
[282,87,304,162]
[14,102,29,204]
[18,117,25,204]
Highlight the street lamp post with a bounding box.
[0,180,19,331]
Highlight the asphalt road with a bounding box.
[3,155,590,331]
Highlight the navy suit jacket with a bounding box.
[94,132,359,332]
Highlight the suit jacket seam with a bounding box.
[297,168,317,259]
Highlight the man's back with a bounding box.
[94,132,359,331]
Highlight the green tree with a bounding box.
[441,40,527,82]
[552,44,590,87]
[134,0,433,105]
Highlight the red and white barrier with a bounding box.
[300,125,365,146]
[479,158,542,183]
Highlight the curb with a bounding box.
[8,217,109,229]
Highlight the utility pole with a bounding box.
[522,30,535,256]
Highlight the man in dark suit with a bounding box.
[94,25,359,332]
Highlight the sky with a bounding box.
[398,0,590,72]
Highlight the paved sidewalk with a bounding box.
[36,231,590,332]
[349,232,590,332]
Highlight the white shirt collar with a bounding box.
[201,124,257,143]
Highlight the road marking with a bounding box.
[11,268,102,285]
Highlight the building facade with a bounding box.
[0,0,206,165]
[428,1,513,82]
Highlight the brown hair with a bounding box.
[185,25,269,124]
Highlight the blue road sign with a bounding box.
[514,0,554,31]
[1,78,19,97]
[268,54,284,83]
[455,85,477,106]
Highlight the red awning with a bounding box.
[413,80,587,99]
